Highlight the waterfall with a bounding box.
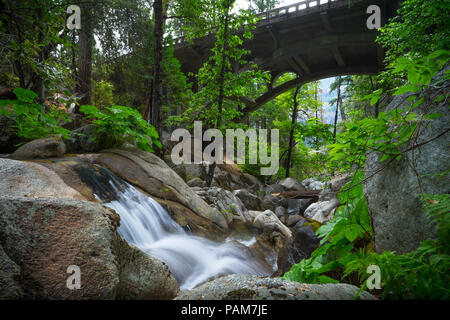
[74,164,270,290]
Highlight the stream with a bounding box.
[73,164,271,290]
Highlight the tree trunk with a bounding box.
[76,3,93,111]
[206,0,232,187]
[151,0,164,140]
[286,86,300,178]
[314,82,319,146]
[333,84,341,141]
[215,0,231,129]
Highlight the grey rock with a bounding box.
[65,124,105,153]
[175,274,376,300]
[0,158,86,200]
[293,219,320,257]
[193,186,250,224]
[252,210,292,239]
[319,189,338,202]
[115,237,179,300]
[0,244,23,299]
[298,198,316,215]
[187,177,206,188]
[302,178,326,191]
[11,136,66,159]
[233,189,262,211]
[279,177,305,191]
[91,148,228,231]
[264,184,285,195]
[286,214,303,227]
[329,174,352,192]
[304,198,340,223]
[274,206,287,219]
[0,196,179,299]
[364,77,450,253]
[185,162,208,181]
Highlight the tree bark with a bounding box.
[151,0,164,140]
[76,2,93,111]
[215,0,232,129]
[285,86,300,178]
[333,84,341,141]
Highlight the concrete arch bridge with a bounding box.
[173,0,400,117]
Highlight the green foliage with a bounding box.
[283,176,373,285]
[367,50,450,107]
[329,51,448,174]
[0,88,71,141]
[170,0,270,129]
[0,0,72,91]
[377,0,450,65]
[283,180,450,300]
[247,0,280,13]
[92,80,115,107]
[79,104,161,152]
[328,108,419,171]
[283,0,449,300]
[296,118,333,149]
[344,194,450,299]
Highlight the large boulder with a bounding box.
[0,158,179,299]
[11,136,66,160]
[0,196,179,299]
[114,236,179,300]
[175,274,376,300]
[0,158,86,200]
[364,79,450,253]
[0,244,23,299]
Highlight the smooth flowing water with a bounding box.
[75,164,270,290]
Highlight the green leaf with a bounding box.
[393,84,420,96]
[407,67,420,85]
[345,224,365,242]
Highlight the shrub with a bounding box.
[0,88,71,141]
[79,104,161,152]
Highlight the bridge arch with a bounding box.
[173,0,400,118]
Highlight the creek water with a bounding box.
[74,164,270,290]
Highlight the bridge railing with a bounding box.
[256,0,339,22]
[173,0,344,47]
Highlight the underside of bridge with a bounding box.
[173,0,400,118]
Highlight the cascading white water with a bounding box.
[87,165,270,290]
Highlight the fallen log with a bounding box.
[271,190,321,199]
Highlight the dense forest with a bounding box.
[0,0,449,301]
